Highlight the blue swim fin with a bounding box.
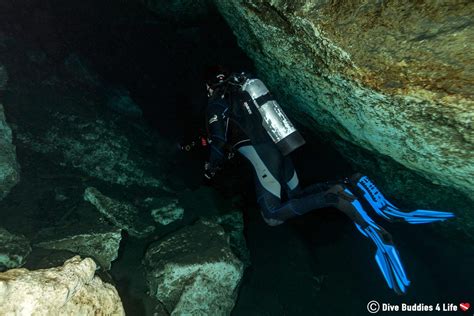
[352,175,455,224]
[347,190,410,295]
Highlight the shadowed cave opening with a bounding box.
[0,0,472,315]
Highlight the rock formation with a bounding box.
[144,219,244,315]
[84,187,155,238]
[0,102,20,201]
[35,227,122,270]
[147,197,185,225]
[0,228,31,271]
[211,0,473,198]
[212,212,251,268]
[0,256,125,315]
[16,113,167,190]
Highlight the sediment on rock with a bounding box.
[16,113,167,190]
[0,256,125,315]
[147,197,185,225]
[35,227,122,270]
[144,219,244,315]
[84,187,155,238]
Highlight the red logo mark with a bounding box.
[459,303,470,312]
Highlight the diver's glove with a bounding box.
[204,162,219,180]
[349,174,455,224]
[333,187,411,295]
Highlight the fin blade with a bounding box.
[356,176,454,224]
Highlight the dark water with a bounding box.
[1,1,473,315]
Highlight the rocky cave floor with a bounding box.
[0,0,473,315]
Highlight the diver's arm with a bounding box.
[205,99,228,178]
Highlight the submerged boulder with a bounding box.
[84,187,155,238]
[35,227,122,270]
[212,212,251,268]
[0,228,31,271]
[213,1,474,198]
[0,103,20,201]
[144,219,244,315]
[0,256,125,315]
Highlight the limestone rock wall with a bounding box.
[212,0,474,197]
[0,256,125,315]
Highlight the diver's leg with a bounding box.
[282,155,301,199]
[254,175,411,293]
[257,179,411,294]
[238,145,283,199]
[292,181,340,198]
[253,176,285,226]
[257,186,329,224]
[237,144,333,224]
[281,155,342,199]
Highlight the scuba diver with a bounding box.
[201,66,454,295]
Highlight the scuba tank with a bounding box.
[238,76,306,155]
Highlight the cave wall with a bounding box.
[209,0,473,199]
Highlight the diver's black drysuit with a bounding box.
[205,78,361,226]
[202,74,457,295]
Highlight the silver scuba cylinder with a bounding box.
[241,78,305,155]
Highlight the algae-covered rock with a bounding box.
[17,113,166,189]
[0,256,125,315]
[0,228,31,271]
[213,0,474,199]
[147,197,184,225]
[84,187,155,238]
[0,103,20,200]
[35,227,122,270]
[144,219,244,315]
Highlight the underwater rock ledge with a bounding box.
[212,0,474,198]
[35,227,122,271]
